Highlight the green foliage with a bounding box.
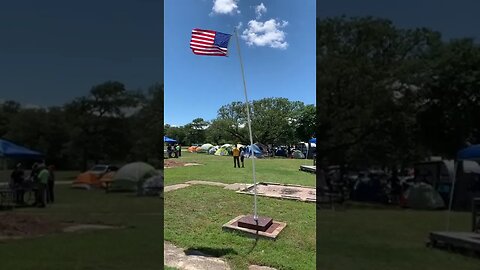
[317,16,480,168]
[1,81,163,170]
[166,97,316,146]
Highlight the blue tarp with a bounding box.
[245,144,263,158]
[457,144,480,160]
[0,139,44,158]
[309,138,316,143]
[163,136,176,143]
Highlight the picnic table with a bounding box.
[0,182,37,208]
[0,187,15,208]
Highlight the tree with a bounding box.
[417,38,480,158]
[65,81,142,170]
[130,83,163,167]
[294,104,316,142]
[317,16,441,167]
[210,98,310,145]
[0,100,21,137]
[184,118,209,144]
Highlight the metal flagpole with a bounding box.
[234,28,258,221]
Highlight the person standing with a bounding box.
[239,146,245,168]
[178,144,182,157]
[232,145,240,168]
[46,165,55,203]
[175,144,180,158]
[35,164,49,208]
[10,163,25,204]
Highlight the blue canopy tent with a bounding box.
[163,136,177,144]
[446,144,480,230]
[0,139,44,159]
[0,139,44,171]
[309,138,316,144]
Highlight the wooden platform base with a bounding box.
[299,165,316,174]
[222,215,287,240]
[429,231,480,255]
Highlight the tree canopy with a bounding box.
[317,16,480,169]
[165,97,316,146]
[0,81,163,170]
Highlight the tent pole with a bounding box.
[446,160,458,231]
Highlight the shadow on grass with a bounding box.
[246,234,259,254]
[185,247,238,257]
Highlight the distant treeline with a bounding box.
[0,81,163,171]
[165,97,316,147]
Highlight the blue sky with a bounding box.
[164,0,316,126]
[0,0,163,107]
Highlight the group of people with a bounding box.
[166,144,181,158]
[10,162,55,208]
[232,145,245,168]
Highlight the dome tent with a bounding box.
[292,150,305,159]
[403,183,445,209]
[208,146,219,155]
[196,143,214,153]
[141,174,164,196]
[109,162,158,192]
[215,144,233,156]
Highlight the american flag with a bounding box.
[190,28,231,56]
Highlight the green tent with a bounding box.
[215,147,229,156]
[404,183,445,209]
[109,162,158,192]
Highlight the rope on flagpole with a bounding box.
[234,28,258,221]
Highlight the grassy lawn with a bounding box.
[165,152,480,270]
[165,152,316,269]
[164,185,316,270]
[0,170,79,183]
[317,208,479,270]
[0,184,163,270]
[165,151,316,186]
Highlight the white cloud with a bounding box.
[236,21,243,29]
[255,3,267,19]
[211,0,240,15]
[241,19,289,49]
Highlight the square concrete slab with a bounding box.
[222,215,287,240]
[237,182,316,202]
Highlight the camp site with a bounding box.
[0,82,164,270]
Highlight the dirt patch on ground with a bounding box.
[0,213,121,240]
[165,160,202,168]
[238,183,316,202]
[0,213,66,239]
[63,224,120,233]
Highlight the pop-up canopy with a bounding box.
[0,139,44,159]
[309,138,316,143]
[457,144,480,161]
[163,136,177,143]
[446,144,480,230]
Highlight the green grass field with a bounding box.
[165,151,316,186]
[165,152,480,270]
[1,152,479,270]
[165,152,316,269]
[0,184,163,270]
